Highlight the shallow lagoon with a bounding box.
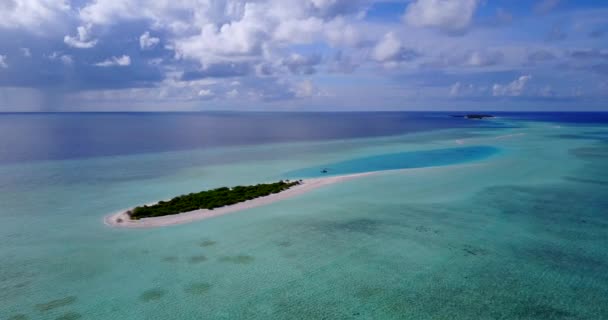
[1,113,607,319]
[286,146,499,178]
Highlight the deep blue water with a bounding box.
[285,146,500,178]
[494,112,608,124]
[0,112,606,165]
[0,112,487,164]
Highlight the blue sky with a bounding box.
[0,0,607,111]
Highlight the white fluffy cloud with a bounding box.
[373,32,402,62]
[64,25,98,48]
[139,31,160,50]
[94,55,131,67]
[174,3,270,63]
[73,0,370,66]
[493,75,532,96]
[373,32,417,61]
[404,0,480,34]
[0,0,70,31]
[0,0,606,111]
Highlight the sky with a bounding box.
[0,0,607,112]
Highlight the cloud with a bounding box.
[328,51,357,73]
[466,50,504,67]
[448,81,490,97]
[421,49,505,70]
[282,53,322,75]
[94,55,131,67]
[493,75,532,96]
[173,3,270,64]
[0,0,70,32]
[324,18,363,47]
[0,0,607,111]
[77,0,151,26]
[198,89,215,99]
[404,0,480,34]
[372,32,418,63]
[64,25,98,49]
[226,88,239,98]
[139,31,160,50]
[274,16,324,44]
[0,55,7,68]
[75,0,371,65]
[292,79,316,98]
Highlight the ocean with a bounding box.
[1,112,607,319]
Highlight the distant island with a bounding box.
[126,180,301,220]
[451,114,495,120]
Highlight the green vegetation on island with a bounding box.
[128,180,301,219]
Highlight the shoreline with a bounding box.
[104,171,378,229]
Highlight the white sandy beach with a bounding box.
[105,171,379,229]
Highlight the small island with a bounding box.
[105,172,374,228]
[451,114,495,120]
[127,180,301,220]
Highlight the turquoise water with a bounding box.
[285,146,499,178]
[1,114,608,319]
